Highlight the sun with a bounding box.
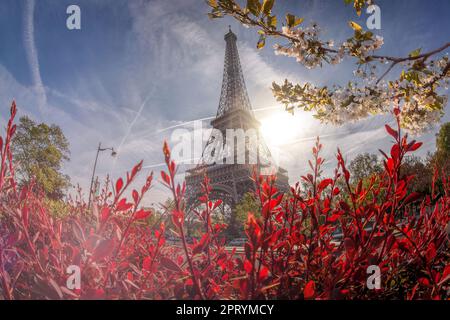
[260,110,314,147]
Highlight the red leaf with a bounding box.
[142,256,151,271]
[333,187,340,196]
[192,234,209,255]
[390,144,400,160]
[22,207,29,228]
[132,189,139,204]
[212,199,223,210]
[259,266,269,281]
[244,260,253,274]
[385,124,398,139]
[169,160,176,175]
[161,171,171,185]
[116,198,133,211]
[163,141,171,161]
[426,243,436,263]
[327,213,341,222]
[304,280,315,299]
[344,169,350,182]
[403,192,422,205]
[408,142,422,152]
[246,214,261,246]
[443,265,450,279]
[92,239,115,261]
[318,179,333,193]
[115,178,123,194]
[418,277,430,287]
[131,160,143,180]
[344,237,355,253]
[100,207,110,224]
[134,209,151,220]
[171,210,184,228]
[385,158,394,173]
[339,201,350,212]
[127,272,133,281]
[10,100,17,117]
[160,256,183,273]
[440,265,450,284]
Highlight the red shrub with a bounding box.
[0,101,449,299]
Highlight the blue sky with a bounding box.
[0,0,449,204]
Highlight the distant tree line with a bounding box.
[348,122,449,194]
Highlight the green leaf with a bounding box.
[262,0,275,15]
[400,70,406,81]
[286,14,294,27]
[409,48,422,58]
[257,34,266,49]
[266,15,277,29]
[363,31,373,40]
[208,11,223,19]
[246,0,262,16]
[286,14,304,28]
[207,0,218,8]
[272,82,281,91]
[295,17,304,27]
[348,21,362,31]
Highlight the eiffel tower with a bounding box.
[185,27,289,231]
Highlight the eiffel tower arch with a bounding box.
[185,28,289,234]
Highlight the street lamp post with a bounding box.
[88,142,117,209]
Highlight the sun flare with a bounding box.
[260,110,314,147]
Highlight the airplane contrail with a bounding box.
[24,0,47,115]
[146,105,281,136]
[117,91,154,153]
[142,157,202,170]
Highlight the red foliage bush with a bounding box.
[0,101,449,300]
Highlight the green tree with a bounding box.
[207,0,449,133]
[235,192,261,236]
[349,152,433,194]
[436,122,450,157]
[12,116,70,200]
[349,153,382,184]
[400,156,433,194]
[431,122,450,175]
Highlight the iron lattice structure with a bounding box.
[216,29,252,117]
[185,28,289,233]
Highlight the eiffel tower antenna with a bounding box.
[217,25,252,117]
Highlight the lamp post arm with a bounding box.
[88,142,101,209]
